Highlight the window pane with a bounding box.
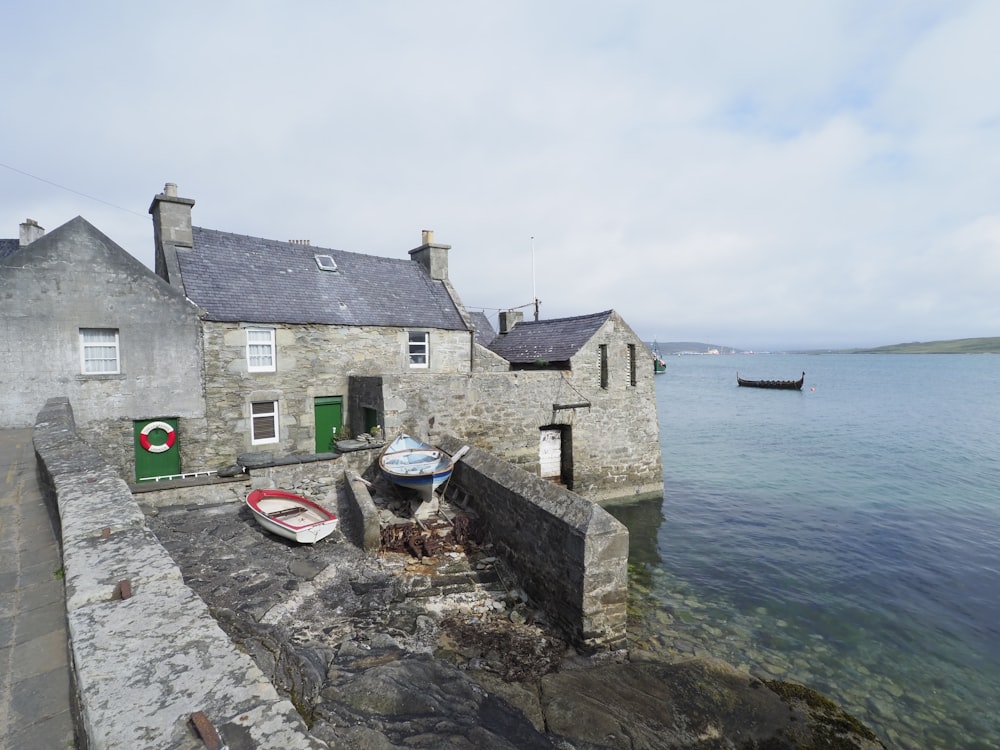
[81,328,120,374]
[247,329,275,371]
[252,415,276,440]
[248,344,272,367]
[251,401,278,443]
[408,332,428,367]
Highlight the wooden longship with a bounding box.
[736,371,805,390]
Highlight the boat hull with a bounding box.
[246,489,338,544]
[736,371,805,390]
[379,434,455,503]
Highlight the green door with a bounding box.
[134,418,180,481]
[314,396,343,452]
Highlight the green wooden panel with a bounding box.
[134,418,180,481]
[314,397,343,452]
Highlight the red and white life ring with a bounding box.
[139,421,176,453]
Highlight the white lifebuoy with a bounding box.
[140,421,176,453]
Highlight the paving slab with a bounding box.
[0,428,78,749]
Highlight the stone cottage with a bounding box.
[148,184,479,471]
[150,183,662,501]
[2,184,661,501]
[0,216,204,478]
[349,307,664,501]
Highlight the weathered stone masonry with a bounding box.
[351,369,663,503]
[34,398,328,750]
[437,435,629,651]
[33,397,630,746]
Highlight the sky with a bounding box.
[3,1,999,351]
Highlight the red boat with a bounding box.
[245,489,338,543]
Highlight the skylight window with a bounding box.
[314,254,337,272]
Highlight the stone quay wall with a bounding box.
[351,371,663,504]
[438,434,629,651]
[32,397,629,747]
[33,398,330,750]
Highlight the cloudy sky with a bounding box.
[3,1,999,350]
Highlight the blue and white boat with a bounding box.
[379,434,467,502]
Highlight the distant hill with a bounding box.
[850,337,1000,354]
[648,341,739,355]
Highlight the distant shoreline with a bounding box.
[649,337,1000,355]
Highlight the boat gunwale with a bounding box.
[736,371,806,390]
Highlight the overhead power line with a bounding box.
[0,161,146,218]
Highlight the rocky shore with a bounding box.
[144,478,885,749]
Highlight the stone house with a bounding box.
[150,183,662,501]
[2,184,661,501]
[148,184,480,471]
[351,308,664,501]
[0,216,204,478]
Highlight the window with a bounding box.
[251,401,279,444]
[628,344,637,386]
[599,344,609,389]
[314,254,338,271]
[247,328,276,372]
[408,331,429,368]
[80,329,120,374]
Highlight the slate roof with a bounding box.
[469,311,496,347]
[176,227,469,330]
[487,310,614,363]
[0,238,20,262]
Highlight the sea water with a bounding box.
[607,353,1000,749]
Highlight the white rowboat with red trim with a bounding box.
[245,489,338,544]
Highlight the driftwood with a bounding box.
[380,513,482,558]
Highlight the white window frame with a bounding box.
[250,400,279,444]
[408,331,429,369]
[246,327,276,373]
[80,328,120,375]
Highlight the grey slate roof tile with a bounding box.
[177,227,468,329]
[0,238,20,261]
[469,311,497,347]
[487,310,613,363]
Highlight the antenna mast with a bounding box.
[531,236,539,321]
[509,237,542,320]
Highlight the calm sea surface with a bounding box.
[607,353,1000,749]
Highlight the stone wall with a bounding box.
[354,366,662,503]
[438,435,629,651]
[195,322,475,468]
[33,398,329,750]
[0,218,204,433]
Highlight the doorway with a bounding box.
[314,396,343,452]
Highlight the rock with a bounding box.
[316,655,554,750]
[538,657,885,749]
[237,451,274,469]
[216,463,245,478]
[148,502,884,750]
[288,559,326,580]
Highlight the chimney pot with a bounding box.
[409,230,451,281]
[164,182,178,197]
[499,310,524,333]
[19,218,45,246]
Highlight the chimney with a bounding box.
[148,182,195,248]
[19,218,44,246]
[499,310,523,333]
[408,228,451,281]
